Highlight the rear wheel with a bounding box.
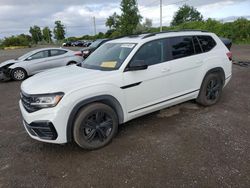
[11,68,27,81]
[73,103,118,150]
[196,73,223,106]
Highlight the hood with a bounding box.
[21,65,114,94]
[0,59,19,68]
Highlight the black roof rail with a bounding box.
[142,29,209,39]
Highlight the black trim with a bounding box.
[226,75,232,80]
[128,89,200,113]
[24,120,58,140]
[121,82,142,89]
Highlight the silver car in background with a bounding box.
[0,48,83,81]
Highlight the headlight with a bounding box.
[29,92,64,108]
[83,50,90,55]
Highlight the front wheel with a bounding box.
[196,73,223,106]
[73,103,118,150]
[11,68,27,81]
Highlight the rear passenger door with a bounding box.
[166,36,204,97]
[47,49,68,68]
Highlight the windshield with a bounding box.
[89,40,105,48]
[16,51,35,60]
[83,43,136,71]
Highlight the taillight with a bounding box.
[74,51,82,56]
[226,52,232,61]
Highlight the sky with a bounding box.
[0,0,250,38]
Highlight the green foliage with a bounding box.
[29,25,43,44]
[149,18,250,44]
[171,5,203,26]
[42,27,52,43]
[2,34,31,47]
[134,18,153,34]
[119,0,142,35]
[105,12,120,30]
[53,20,66,41]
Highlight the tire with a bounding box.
[73,103,118,150]
[11,68,27,81]
[196,73,223,106]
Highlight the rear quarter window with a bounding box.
[197,36,216,52]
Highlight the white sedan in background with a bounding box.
[0,48,83,81]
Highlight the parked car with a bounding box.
[0,48,83,81]
[62,41,73,47]
[81,39,110,59]
[19,31,232,150]
[72,41,85,47]
[84,41,93,47]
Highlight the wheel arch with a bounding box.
[66,95,124,142]
[10,67,28,78]
[202,67,225,86]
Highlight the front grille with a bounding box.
[20,91,41,113]
[23,120,58,140]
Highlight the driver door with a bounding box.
[25,50,50,74]
[122,39,172,114]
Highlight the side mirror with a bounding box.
[126,60,148,71]
[26,56,32,61]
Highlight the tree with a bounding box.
[29,25,42,43]
[105,12,120,29]
[42,27,52,43]
[143,18,152,28]
[119,0,142,35]
[134,18,153,34]
[171,5,203,26]
[53,20,66,40]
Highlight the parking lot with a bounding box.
[0,45,249,187]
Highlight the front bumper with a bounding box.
[19,101,69,144]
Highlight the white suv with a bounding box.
[19,31,232,150]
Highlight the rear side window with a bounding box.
[50,50,67,57]
[197,36,216,52]
[169,36,195,60]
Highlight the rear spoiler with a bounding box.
[219,37,232,50]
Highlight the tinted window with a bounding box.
[131,39,165,66]
[30,50,49,60]
[169,36,195,60]
[197,36,216,52]
[193,36,202,54]
[50,49,67,57]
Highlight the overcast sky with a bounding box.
[0,0,249,38]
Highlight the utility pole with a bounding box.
[93,16,97,35]
[160,0,162,32]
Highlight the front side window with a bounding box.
[130,39,165,66]
[83,43,136,70]
[30,50,49,60]
[197,36,216,52]
[50,50,67,57]
[169,36,195,60]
